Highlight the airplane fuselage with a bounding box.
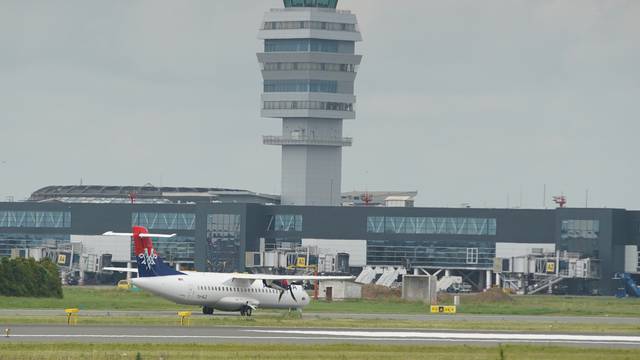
[131,272,310,311]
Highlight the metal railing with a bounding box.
[270,8,352,15]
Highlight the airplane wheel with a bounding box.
[202,306,214,315]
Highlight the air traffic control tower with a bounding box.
[258,0,362,206]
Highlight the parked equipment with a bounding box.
[613,273,640,297]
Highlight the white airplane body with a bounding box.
[103,227,353,315]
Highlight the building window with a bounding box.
[0,211,71,228]
[466,248,479,264]
[0,233,70,258]
[263,21,356,32]
[262,62,356,73]
[560,220,600,239]
[367,217,384,233]
[264,80,338,93]
[263,101,353,112]
[366,239,495,269]
[132,212,195,230]
[207,214,242,272]
[264,39,354,54]
[283,0,339,9]
[266,215,303,232]
[385,217,405,234]
[134,235,194,263]
[366,216,497,236]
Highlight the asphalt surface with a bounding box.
[2,309,640,325]
[2,325,640,347]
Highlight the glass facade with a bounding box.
[264,101,353,112]
[264,80,338,93]
[206,214,242,272]
[0,233,70,257]
[367,239,495,268]
[132,212,195,230]
[283,0,338,9]
[266,214,303,232]
[0,211,71,228]
[262,62,356,72]
[265,39,354,53]
[367,216,497,236]
[560,220,600,239]
[263,21,355,32]
[559,219,601,259]
[148,235,194,263]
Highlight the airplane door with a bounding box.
[185,279,194,300]
[177,277,194,301]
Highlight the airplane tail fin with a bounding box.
[103,226,183,277]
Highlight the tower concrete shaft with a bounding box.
[257,0,362,206]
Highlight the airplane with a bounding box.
[103,226,354,316]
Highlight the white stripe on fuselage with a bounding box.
[131,272,309,311]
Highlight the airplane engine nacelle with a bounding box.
[215,297,259,311]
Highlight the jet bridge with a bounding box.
[496,251,600,295]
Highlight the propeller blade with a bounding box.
[278,290,285,302]
[289,286,297,302]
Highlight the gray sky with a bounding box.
[0,0,638,209]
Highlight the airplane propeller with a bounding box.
[263,279,297,302]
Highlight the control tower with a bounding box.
[258,0,362,206]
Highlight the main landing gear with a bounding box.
[202,306,214,315]
[240,305,252,317]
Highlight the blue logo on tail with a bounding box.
[136,248,184,277]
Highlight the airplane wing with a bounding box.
[103,267,139,273]
[230,273,354,281]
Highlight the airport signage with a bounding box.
[430,305,457,314]
[57,252,71,266]
[546,262,556,273]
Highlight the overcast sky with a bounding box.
[0,0,638,209]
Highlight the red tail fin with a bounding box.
[133,225,153,257]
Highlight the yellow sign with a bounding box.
[546,262,556,273]
[65,308,79,325]
[430,305,457,314]
[296,257,306,267]
[57,254,67,265]
[178,311,192,327]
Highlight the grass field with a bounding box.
[310,295,640,317]
[1,343,639,360]
[1,287,639,317]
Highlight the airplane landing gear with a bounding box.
[240,305,252,317]
[202,306,214,315]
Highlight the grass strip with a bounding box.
[0,343,638,360]
[2,287,640,317]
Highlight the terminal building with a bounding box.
[0,185,639,294]
[1,1,638,296]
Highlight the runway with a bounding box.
[3,325,640,347]
[2,309,639,324]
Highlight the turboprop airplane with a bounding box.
[103,226,354,316]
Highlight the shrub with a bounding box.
[0,257,62,298]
